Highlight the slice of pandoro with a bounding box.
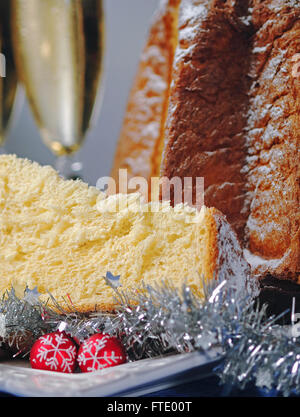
[0,154,251,312]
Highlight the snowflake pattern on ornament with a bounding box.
[34,332,77,373]
[77,334,125,372]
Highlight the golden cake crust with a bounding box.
[161,0,253,241]
[242,0,300,280]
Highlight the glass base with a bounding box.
[55,155,83,181]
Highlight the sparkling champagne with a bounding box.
[0,1,18,147]
[12,0,104,156]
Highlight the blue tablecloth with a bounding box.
[143,375,278,397]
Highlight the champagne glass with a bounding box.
[11,0,105,179]
[0,1,22,154]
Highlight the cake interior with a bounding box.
[0,155,215,311]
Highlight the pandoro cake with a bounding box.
[0,154,251,312]
[111,0,300,287]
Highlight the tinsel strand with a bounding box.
[0,274,299,396]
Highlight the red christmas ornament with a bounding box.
[30,331,77,373]
[77,333,126,373]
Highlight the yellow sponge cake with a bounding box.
[0,154,250,312]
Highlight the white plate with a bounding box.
[0,349,221,397]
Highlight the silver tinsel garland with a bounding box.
[0,272,299,396]
[0,287,53,355]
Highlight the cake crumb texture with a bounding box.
[0,155,249,312]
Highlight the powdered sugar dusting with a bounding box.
[179,0,208,28]
[266,0,300,12]
[141,45,167,65]
[174,0,208,63]
[214,213,259,298]
[244,248,292,277]
[240,0,300,277]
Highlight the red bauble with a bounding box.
[77,333,126,373]
[30,331,77,373]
